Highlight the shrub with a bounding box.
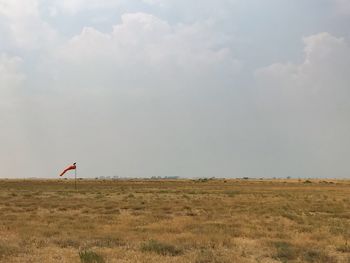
[274,241,297,262]
[79,250,105,263]
[302,249,337,263]
[54,238,80,248]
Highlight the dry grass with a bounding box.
[0,178,349,262]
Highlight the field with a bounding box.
[0,179,349,263]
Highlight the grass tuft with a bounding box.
[195,249,230,263]
[141,240,183,256]
[0,244,19,259]
[90,237,124,248]
[79,250,105,263]
[337,243,350,253]
[302,249,337,263]
[273,241,297,262]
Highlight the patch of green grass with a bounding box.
[127,193,135,198]
[141,240,183,256]
[337,243,350,253]
[79,250,105,263]
[224,190,240,197]
[302,249,337,263]
[0,243,19,259]
[273,241,297,262]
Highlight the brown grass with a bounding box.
[0,178,349,262]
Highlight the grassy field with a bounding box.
[0,179,349,263]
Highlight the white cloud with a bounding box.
[0,0,39,17]
[256,32,350,102]
[1,1,349,178]
[255,32,350,177]
[15,12,241,178]
[50,0,123,15]
[0,0,57,49]
[55,12,240,89]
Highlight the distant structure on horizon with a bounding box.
[150,176,180,180]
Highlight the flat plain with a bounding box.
[0,179,349,263]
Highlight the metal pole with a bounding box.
[75,165,77,190]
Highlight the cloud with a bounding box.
[49,0,123,15]
[256,32,350,106]
[0,11,240,178]
[255,32,350,177]
[53,12,240,93]
[0,1,349,179]
[0,0,38,17]
[0,0,57,49]
[2,12,241,178]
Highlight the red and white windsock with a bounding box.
[59,163,76,177]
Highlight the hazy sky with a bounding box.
[1,0,350,178]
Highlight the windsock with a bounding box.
[59,163,76,177]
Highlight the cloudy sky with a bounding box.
[1,0,350,178]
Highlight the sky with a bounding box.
[1,0,350,179]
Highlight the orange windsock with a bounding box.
[59,163,76,176]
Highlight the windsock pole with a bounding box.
[75,164,77,190]
[59,163,77,189]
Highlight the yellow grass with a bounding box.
[0,179,349,262]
